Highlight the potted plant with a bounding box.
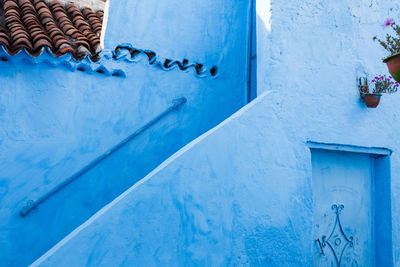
[359,75,399,108]
[374,19,400,83]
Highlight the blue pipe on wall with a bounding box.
[19,97,187,217]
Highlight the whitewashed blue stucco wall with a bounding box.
[31,0,400,265]
[32,92,312,266]
[0,0,251,265]
[256,0,400,262]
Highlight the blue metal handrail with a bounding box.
[20,97,187,217]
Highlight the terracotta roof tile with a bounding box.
[0,0,103,60]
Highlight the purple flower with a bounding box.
[384,18,395,27]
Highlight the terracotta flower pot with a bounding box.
[361,93,382,108]
[383,53,400,83]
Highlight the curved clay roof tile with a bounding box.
[52,34,67,43]
[0,37,11,49]
[81,8,93,17]
[5,9,21,19]
[0,32,9,39]
[33,38,51,50]
[7,24,24,33]
[53,38,70,49]
[70,31,84,39]
[30,31,45,40]
[13,37,33,50]
[35,1,47,9]
[75,39,90,49]
[24,20,40,29]
[3,1,19,11]
[52,6,66,14]
[20,2,35,10]
[18,0,31,6]
[49,0,61,7]
[32,33,51,44]
[22,13,37,20]
[40,10,53,18]
[1,0,103,60]
[57,43,74,55]
[11,29,30,38]
[48,31,63,40]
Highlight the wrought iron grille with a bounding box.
[316,204,354,267]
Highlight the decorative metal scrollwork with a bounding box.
[316,204,354,267]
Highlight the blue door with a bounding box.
[312,149,373,266]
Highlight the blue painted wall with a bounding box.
[30,0,400,265]
[31,92,312,266]
[103,0,250,70]
[33,87,399,266]
[255,0,400,263]
[0,0,251,265]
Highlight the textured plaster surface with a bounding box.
[33,92,311,266]
[34,82,399,266]
[33,0,400,265]
[45,0,106,11]
[103,0,250,72]
[0,0,251,265]
[255,0,400,264]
